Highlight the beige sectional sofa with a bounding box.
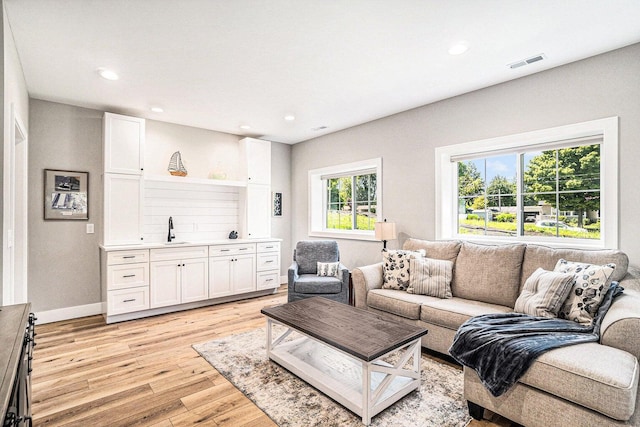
[352,238,640,427]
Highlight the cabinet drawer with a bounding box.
[257,241,280,253]
[107,263,149,290]
[108,287,149,315]
[209,243,256,257]
[257,253,280,271]
[107,249,149,265]
[257,271,280,290]
[150,245,208,261]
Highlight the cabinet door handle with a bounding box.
[123,256,135,259]
[123,299,136,303]
[122,274,136,278]
[265,278,273,282]
[265,260,273,263]
[221,249,230,252]
[265,246,273,249]
[239,248,248,251]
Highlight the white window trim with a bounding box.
[435,117,618,249]
[308,158,382,241]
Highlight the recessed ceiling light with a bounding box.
[239,125,251,130]
[150,107,164,113]
[448,41,469,56]
[97,68,119,80]
[284,115,296,121]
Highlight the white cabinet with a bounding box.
[104,174,144,245]
[104,112,145,175]
[244,184,271,239]
[103,249,150,317]
[209,243,256,297]
[240,137,271,184]
[150,246,209,308]
[256,241,280,290]
[103,112,145,246]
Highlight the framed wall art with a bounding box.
[44,169,89,220]
[273,192,282,217]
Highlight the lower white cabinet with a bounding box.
[209,244,256,297]
[101,239,280,323]
[150,247,209,308]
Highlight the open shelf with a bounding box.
[144,174,246,187]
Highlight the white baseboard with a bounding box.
[35,302,103,325]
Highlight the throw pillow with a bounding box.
[406,257,454,298]
[554,259,616,324]
[317,261,339,277]
[382,249,423,291]
[514,268,575,318]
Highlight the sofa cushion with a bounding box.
[519,342,639,420]
[419,297,513,330]
[294,274,342,294]
[407,257,453,298]
[520,244,628,291]
[514,268,575,318]
[367,289,431,320]
[451,241,526,308]
[554,259,616,324]
[403,238,462,263]
[382,249,422,291]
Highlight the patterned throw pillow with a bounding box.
[382,249,423,291]
[407,257,454,298]
[317,262,340,277]
[554,259,616,324]
[514,268,575,318]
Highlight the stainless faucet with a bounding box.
[168,216,175,242]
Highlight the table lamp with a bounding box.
[375,219,397,249]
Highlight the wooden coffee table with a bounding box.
[261,297,428,425]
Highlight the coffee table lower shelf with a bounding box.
[266,319,422,425]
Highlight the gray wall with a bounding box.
[291,43,640,270]
[28,100,103,312]
[28,100,292,312]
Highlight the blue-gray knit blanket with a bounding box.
[449,282,623,397]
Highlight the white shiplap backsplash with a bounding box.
[143,179,240,243]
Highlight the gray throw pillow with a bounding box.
[407,257,453,299]
[514,268,575,318]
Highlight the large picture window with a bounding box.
[436,118,618,248]
[309,158,382,240]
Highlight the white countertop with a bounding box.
[100,237,282,251]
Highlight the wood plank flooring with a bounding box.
[32,286,513,426]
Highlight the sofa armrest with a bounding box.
[351,262,383,309]
[601,287,640,360]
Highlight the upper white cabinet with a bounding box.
[103,112,146,246]
[104,112,145,175]
[240,137,271,184]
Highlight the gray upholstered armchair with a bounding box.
[287,240,350,304]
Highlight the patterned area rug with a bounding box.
[193,326,470,427]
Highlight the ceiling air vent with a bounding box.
[508,53,546,69]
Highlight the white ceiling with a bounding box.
[5,0,640,144]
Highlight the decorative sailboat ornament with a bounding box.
[168,151,188,176]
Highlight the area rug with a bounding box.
[193,326,470,427]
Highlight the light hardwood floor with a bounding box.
[32,286,513,426]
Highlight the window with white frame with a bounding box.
[435,117,618,248]
[309,158,382,240]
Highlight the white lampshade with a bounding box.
[375,220,397,241]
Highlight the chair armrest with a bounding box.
[351,262,383,309]
[288,261,300,293]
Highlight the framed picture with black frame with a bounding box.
[44,169,89,220]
